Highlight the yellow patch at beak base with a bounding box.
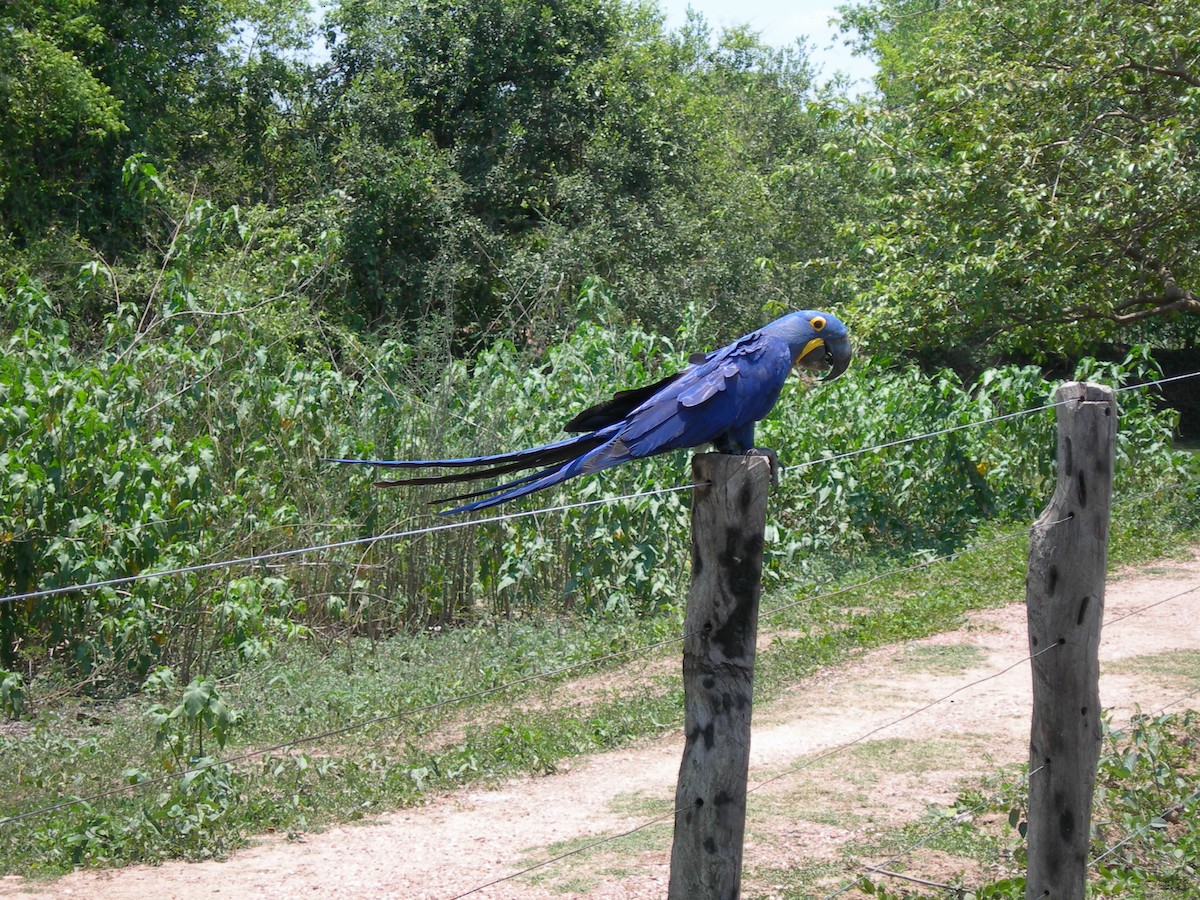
[796,337,825,364]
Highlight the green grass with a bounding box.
[1106,649,1200,688]
[894,643,990,675]
[0,507,1196,878]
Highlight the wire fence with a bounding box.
[3,368,1194,610]
[440,565,1200,900]
[2,370,1198,896]
[0,511,1058,828]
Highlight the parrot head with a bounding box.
[769,310,852,382]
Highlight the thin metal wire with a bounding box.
[0,630,690,828]
[0,519,1056,862]
[437,449,1188,897]
[782,369,1200,477]
[446,808,679,899]
[748,642,1062,800]
[1104,583,1200,628]
[829,567,1200,896]
[446,641,1063,900]
[0,483,698,607]
[0,374,1191,839]
[1115,370,1200,393]
[781,397,1063,474]
[835,681,1200,897]
[1150,688,1200,718]
[0,518,1039,829]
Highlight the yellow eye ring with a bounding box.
[810,316,826,331]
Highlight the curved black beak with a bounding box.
[821,334,852,382]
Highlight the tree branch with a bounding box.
[1110,295,1200,324]
[1060,268,1200,326]
[1115,60,1200,88]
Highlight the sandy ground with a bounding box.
[5,554,1200,899]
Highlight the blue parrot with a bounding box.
[327,310,851,514]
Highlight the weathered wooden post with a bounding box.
[669,453,771,900]
[1025,381,1116,900]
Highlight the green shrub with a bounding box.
[1,259,1194,686]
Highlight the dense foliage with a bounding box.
[1,229,1193,686]
[834,0,1200,359]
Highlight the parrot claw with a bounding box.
[746,447,780,490]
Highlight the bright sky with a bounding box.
[657,0,877,89]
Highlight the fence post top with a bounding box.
[1054,381,1117,405]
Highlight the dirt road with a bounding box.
[7,554,1200,899]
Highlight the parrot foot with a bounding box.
[746,447,780,490]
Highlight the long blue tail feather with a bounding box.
[442,436,634,514]
[323,429,620,514]
[321,431,600,471]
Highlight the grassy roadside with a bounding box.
[0,492,1195,878]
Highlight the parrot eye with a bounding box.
[810,316,826,331]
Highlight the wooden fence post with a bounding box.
[669,452,771,900]
[1025,381,1116,900]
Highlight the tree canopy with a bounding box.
[834,0,1200,359]
[5,0,1200,360]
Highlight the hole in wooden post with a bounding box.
[1077,595,1091,625]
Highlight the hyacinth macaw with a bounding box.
[328,310,851,514]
